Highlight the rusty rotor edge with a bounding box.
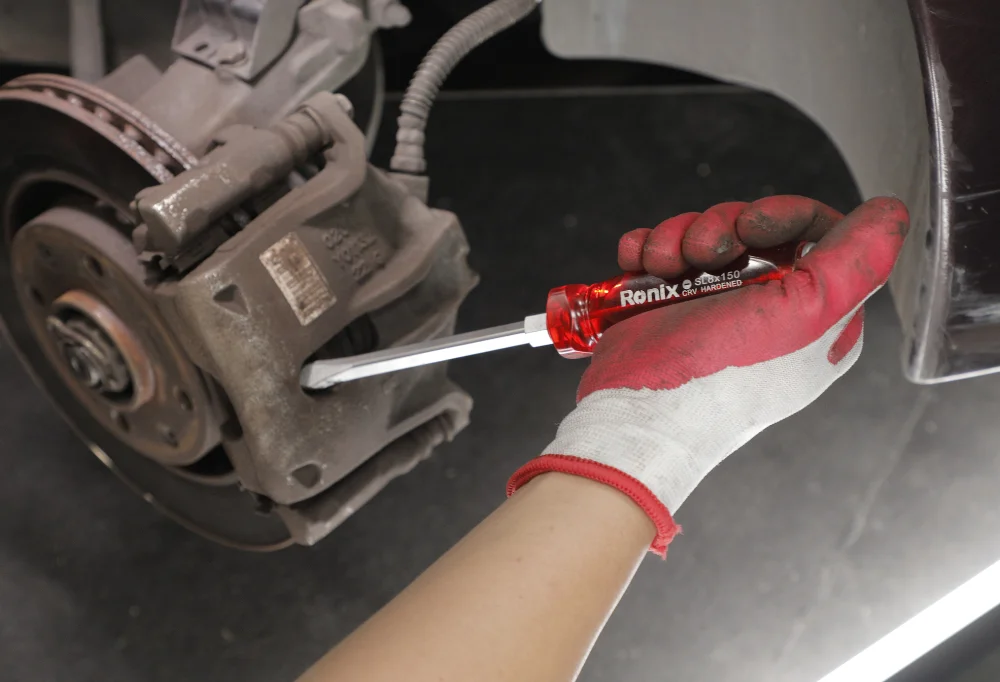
[87,442,295,552]
[0,73,198,184]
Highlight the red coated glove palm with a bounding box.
[509,196,910,556]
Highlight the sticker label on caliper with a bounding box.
[260,233,336,326]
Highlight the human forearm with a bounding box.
[297,472,654,682]
[298,195,911,682]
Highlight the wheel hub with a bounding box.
[12,206,216,466]
[46,289,153,403]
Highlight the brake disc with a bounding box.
[0,74,292,549]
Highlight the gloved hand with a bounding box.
[508,196,910,555]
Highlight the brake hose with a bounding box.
[390,0,540,175]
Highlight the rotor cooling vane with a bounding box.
[0,74,294,549]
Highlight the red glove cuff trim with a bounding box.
[506,454,681,558]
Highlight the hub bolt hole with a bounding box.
[28,287,44,306]
[157,423,178,447]
[174,387,193,412]
[83,256,104,278]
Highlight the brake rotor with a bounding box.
[12,205,219,466]
[0,74,292,549]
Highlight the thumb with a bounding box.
[791,196,909,322]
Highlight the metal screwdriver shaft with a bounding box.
[301,314,552,390]
[301,245,805,391]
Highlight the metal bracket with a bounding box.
[367,0,411,28]
[172,0,305,81]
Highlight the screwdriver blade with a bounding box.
[301,314,551,389]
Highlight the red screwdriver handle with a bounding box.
[545,241,810,358]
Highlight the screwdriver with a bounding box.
[300,241,811,390]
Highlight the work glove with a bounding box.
[507,196,910,555]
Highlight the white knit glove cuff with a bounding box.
[541,311,862,514]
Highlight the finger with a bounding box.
[737,195,843,248]
[681,202,749,270]
[827,308,864,365]
[642,212,700,278]
[618,228,652,271]
[791,196,910,322]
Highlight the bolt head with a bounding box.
[216,40,247,66]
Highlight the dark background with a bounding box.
[375,2,712,91]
